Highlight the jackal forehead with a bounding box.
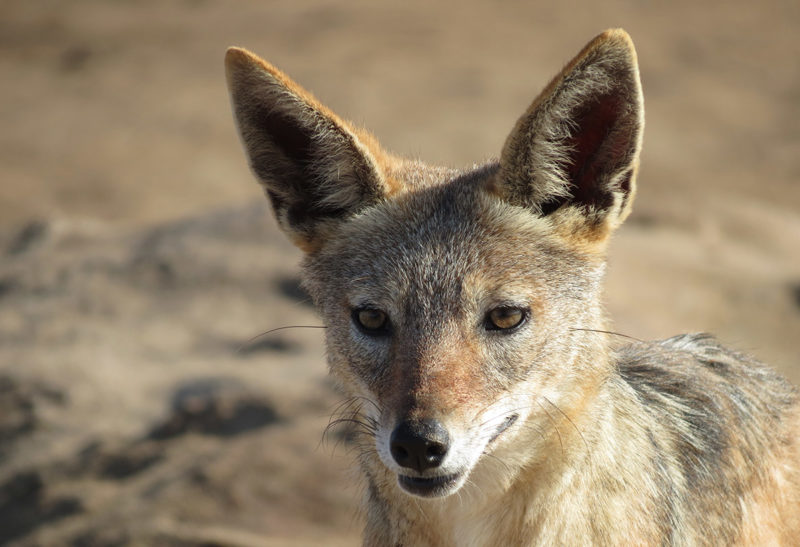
[304,165,590,318]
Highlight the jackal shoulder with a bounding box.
[610,333,800,543]
[618,333,798,418]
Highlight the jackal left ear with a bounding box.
[495,29,644,243]
[225,48,392,252]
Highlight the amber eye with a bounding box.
[353,308,389,334]
[486,307,527,331]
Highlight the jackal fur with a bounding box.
[225,29,800,545]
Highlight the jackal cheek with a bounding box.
[324,344,385,402]
[331,335,390,381]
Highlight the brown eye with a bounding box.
[353,308,389,334]
[486,307,527,331]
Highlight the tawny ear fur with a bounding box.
[225,47,394,251]
[494,29,644,244]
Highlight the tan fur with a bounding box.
[226,29,800,545]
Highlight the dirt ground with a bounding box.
[0,1,798,545]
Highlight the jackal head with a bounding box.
[226,30,643,498]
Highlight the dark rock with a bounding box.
[147,379,280,440]
[6,220,49,255]
[74,440,164,480]
[0,276,19,298]
[60,45,91,72]
[0,470,83,544]
[791,282,800,311]
[0,375,37,447]
[274,275,314,307]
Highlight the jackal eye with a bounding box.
[352,308,389,334]
[485,306,527,331]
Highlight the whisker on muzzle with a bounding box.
[319,396,381,456]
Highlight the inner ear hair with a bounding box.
[496,29,644,232]
[225,47,391,250]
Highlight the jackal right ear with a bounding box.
[494,29,644,245]
[225,48,392,252]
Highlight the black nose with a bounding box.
[390,419,450,472]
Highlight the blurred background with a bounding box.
[0,1,798,545]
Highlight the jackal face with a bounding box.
[226,30,643,498]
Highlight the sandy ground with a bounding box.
[0,1,798,545]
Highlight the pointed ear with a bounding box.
[494,29,644,244]
[225,47,394,252]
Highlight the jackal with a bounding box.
[225,29,800,545]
